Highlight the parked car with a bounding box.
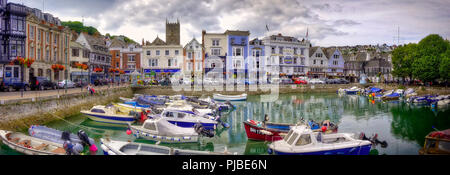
[1,77,31,92]
[58,80,76,89]
[293,78,308,85]
[269,78,280,84]
[281,78,293,84]
[309,79,326,84]
[30,76,56,91]
[337,78,350,84]
[325,79,337,84]
[75,80,89,88]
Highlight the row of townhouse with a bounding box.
[0,0,114,86]
[135,20,393,84]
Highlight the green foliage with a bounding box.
[398,85,406,90]
[412,55,440,82]
[439,49,450,81]
[392,43,418,78]
[61,21,99,35]
[392,34,450,83]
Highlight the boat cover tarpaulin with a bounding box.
[429,129,450,140]
[386,93,400,97]
[370,87,382,93]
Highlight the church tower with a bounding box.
[166,19,180,45]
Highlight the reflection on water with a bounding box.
[1,93,449,155]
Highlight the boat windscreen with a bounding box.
[287,133,299,145]
[284,130,293,142]
[295,134,312,146]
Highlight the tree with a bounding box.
[392,43,418,80]
[439,49,450,82]
[412,55,440,83]
[411,34,449,83]
[61,21,100,35]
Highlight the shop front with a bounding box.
[144,69,180,80]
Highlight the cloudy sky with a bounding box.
[10,0,450,47]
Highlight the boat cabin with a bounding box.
[280,125,354,147]
[419,130,450,155]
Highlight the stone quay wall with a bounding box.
[0,87,133,131]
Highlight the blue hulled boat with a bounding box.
[268,125,372,155]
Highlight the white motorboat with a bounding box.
[100,138,235,155]
[148,108,218,130]
[128,118,202,143]
[213,93,247,101]
[80,105,136,125]
[0,130,66,155]
[268,125,372,155]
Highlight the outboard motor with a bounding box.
[215,115,230,128]
[194,123,215,138]
[61,131,71,141]
[78,130,98,153]
[63,140,82,155]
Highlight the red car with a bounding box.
[293,78,308,84]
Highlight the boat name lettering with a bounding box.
[250,128,265,135]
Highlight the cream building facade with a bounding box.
[25,7,71,83]
[141,36,183,79]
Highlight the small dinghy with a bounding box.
[28,125,95,146]
[382,92,401,101]
[213,93,247,101]
[100,138,236,155]
[136,96,168,106]
[340,87,361,95]
[80,105,137,125]
[128,117,214,143]
[268,125,372,155]
[0,130,66,155]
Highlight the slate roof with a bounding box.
[309,47,320,57]
[109,38,127,48]
[83,33,109,55]
[150,36,167,46]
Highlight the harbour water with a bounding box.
[1,93,449,155]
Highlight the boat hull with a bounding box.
[81,111,135,125]
[244,121,287,142]
[129,127,199,143]
[0,130,65,155]
[268,144,372,155]
[213,94,247,101]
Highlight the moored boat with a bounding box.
[0,130,66,155]
[28,125,95,146]
[213,93,247,101]
[148,108,219,130]
[244,119,338,142]
[100,138,236,155]
[268,125,372,155]
[80,105,137,125]
[128,117,213,143]
[419,129,450,155]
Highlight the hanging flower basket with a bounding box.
[9,57,35,68]
[52,64,65,71]
[94,67,103,73]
